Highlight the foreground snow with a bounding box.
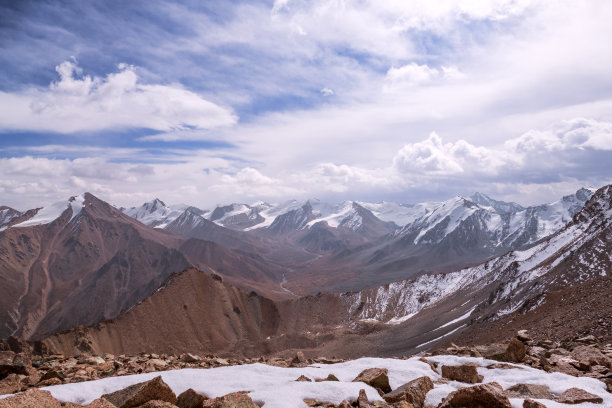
[9,356,608,408]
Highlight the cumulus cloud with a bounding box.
[506,118,612,153]
[210,167,301,198]
[391,133,507,176]
[0,61,237,133]
[2,118,612,210]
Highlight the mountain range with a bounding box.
[0,186,605,357]
[41,185,612,358]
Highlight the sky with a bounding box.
[1,0,612,210]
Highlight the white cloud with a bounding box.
[320,87,334,96]
[506,118,612,153]
[0,61,237,133]
[2,118,612,210]
[385,64,440,88]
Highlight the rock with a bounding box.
[0,351,30,379]
[86,356,106,365]
[571,345,610,368]
[476,338,525,363]
[441,364,483,384]
[204,391,258,408]
[85,399,119,408]
[295,375,312,382]
[38,377,63,386]
[506,383,553,399]
[0,388,62,408]
[102,376,177,408]
[517,330,531,343]
[522,399,546,408]
[353,368,392,393]
[557,387,603,404]
[485,363,517,370]
[0,373,23,395]
[505,338,526,362]
[382,376,433,407]
[547,355,582,376]
[40,368,65,382]
[358,389,372,408]
[316,374,340,382]
[575,335,597,344]
[417,358,437,373]
[303,398,335,407]
[136,401,179,408]
[527,346,546,359]
[177,388,208,408]
[290,351,307,367]
[438,382,511,408]
[391,403,415,408]
[181,354,201,363]
[336,401,352,408]
[146,359,169,371]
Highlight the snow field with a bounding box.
[15,356,608,408]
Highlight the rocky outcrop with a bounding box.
[557,387,604,404]
[101,376,177,408]
[438,382,512,408]
[0,388,62,408]
[382,376,433,407]
[176,389,208,408]
[506,383,553,399]
[441,363,482,384]
[204,391,258,408]
[352,368,391,393]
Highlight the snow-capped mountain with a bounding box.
[333,184,612,350]
[121,198,197,229]
[396,188,595,250]
[0,206,22,230]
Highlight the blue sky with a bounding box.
[1,0,612,210]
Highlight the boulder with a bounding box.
[438,382,511,408]
[476,338,525,363]
[358,389,372,408]
[316,374,340,382]
[517,330,531,343]
[522,399,546,408]
[506,383,553,399]
[0,388,62,408]
[102,376,177,408]
[557,387,603,404]
[295,375,312,382]
[571,345,610,368]
[86,356,106,365]
[441,364,483,384]
[85,399,120,408]
[181,354,201,363]
[136,401,178,408]
[0,351,30,379]
[290,351,307,367]
[203,391,258,408]
[575,335,597,344]
[382,376,433,407]
[177,388,208,408]
[353,368,392,393]
[40,368,65,382]
[0,373,24,395]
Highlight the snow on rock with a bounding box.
[12,194,86,228]
[358,201,437,227]
[122,198,189,228]
[7,356,607,408]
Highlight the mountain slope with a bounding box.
[38,185,612,358]
[0,193,194,340]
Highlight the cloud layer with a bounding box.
[0,0,611,208]
[0,61,236,133]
